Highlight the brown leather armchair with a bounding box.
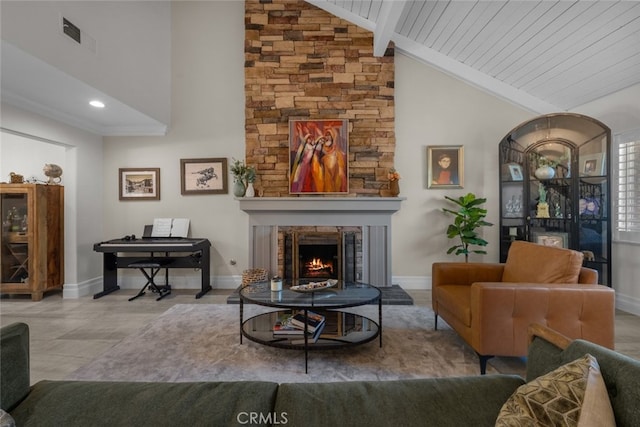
[432,241,615,374]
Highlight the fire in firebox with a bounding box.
[298,242,338,279]
[303,257,335,278]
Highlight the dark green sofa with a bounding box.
[2,321,639,426]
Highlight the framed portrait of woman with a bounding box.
[427,145,464,189]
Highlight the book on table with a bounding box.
[273,313,305,336]
[290,311,326,333]
[290,321,326,345]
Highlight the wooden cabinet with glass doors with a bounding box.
[1,184,64,300]
[498,113,611,286]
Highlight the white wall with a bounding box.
[392,54,532,288]
[1,102,104,295]
[1,0,171,125]
[102,1,247,290]
[573,83,640,315]
[0,131,66,180]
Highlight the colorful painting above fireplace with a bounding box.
[289,119,348,194]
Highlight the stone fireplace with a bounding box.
[239,1,402,289]
[239,197,403,287]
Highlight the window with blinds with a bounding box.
[615,130,640,243]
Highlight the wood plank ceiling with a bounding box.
[308,0,640,113]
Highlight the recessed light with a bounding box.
[89,100,105,108]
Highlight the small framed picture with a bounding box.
[507,164,523,181]
[579,197,600,216]
[427,145,463,189]
[119,168,160,201]
[180,158,228,195]
[580,153,605,176]
[533,231,568,248]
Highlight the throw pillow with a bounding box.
[0,410,15,427]
[502,241,584,283]
[495,354,615,427]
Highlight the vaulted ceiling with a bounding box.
[310,0,640,113]
[2,1,639,136]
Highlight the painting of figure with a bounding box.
[427,145,464,189]
[289,119,348,194]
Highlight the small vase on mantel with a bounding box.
[389,180,400,197]
[245,182,255,198]
[233,180,246,197]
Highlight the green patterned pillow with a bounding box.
[0,410,15,427]
[495,354,615,427]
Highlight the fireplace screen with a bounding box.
[298,243,337,279]
[296,233,340,280]
[283,230,358,282]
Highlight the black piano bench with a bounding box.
[128,260,171,301]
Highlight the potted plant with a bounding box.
[230,158,257,197]
[230,158,248,197]
[387,168,401,196]
[535,157,557,180]
[535,153,569,180]
[443,193,493,262]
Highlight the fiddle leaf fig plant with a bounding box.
[443,193,493,262]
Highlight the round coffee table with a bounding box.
[239,280,382,373]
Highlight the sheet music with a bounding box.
[151,218,190,237]
[170,218,190,237]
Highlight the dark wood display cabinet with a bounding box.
[1,184,64,300]
[498,113,611,286]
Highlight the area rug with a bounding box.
[68,304,525,383]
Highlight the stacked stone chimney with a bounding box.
[245,0,396,197]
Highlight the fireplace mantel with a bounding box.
[239,197,405,287]
[238,197,404,214]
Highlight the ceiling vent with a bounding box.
[62,18,81,44]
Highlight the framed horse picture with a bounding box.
[180,158,228,195]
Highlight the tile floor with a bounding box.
[1,288,639,385]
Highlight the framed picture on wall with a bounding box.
[180,158,228,195]
[532,231,568,248]
[119,168,160,201]
[427,145,464,189]
[289,119,349,194]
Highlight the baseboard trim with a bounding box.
[392,276,431,290]
[62,275,243,298]
[616,293,640,316]
[62,275,432,298]
[62,277,103,298]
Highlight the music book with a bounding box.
[151,218,190,238]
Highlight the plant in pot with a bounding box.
[230,158,248,197]
[535,157,558,180]
[443,193,493,262]
[534,153,569,180]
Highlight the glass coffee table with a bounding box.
[239,280,382,373]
